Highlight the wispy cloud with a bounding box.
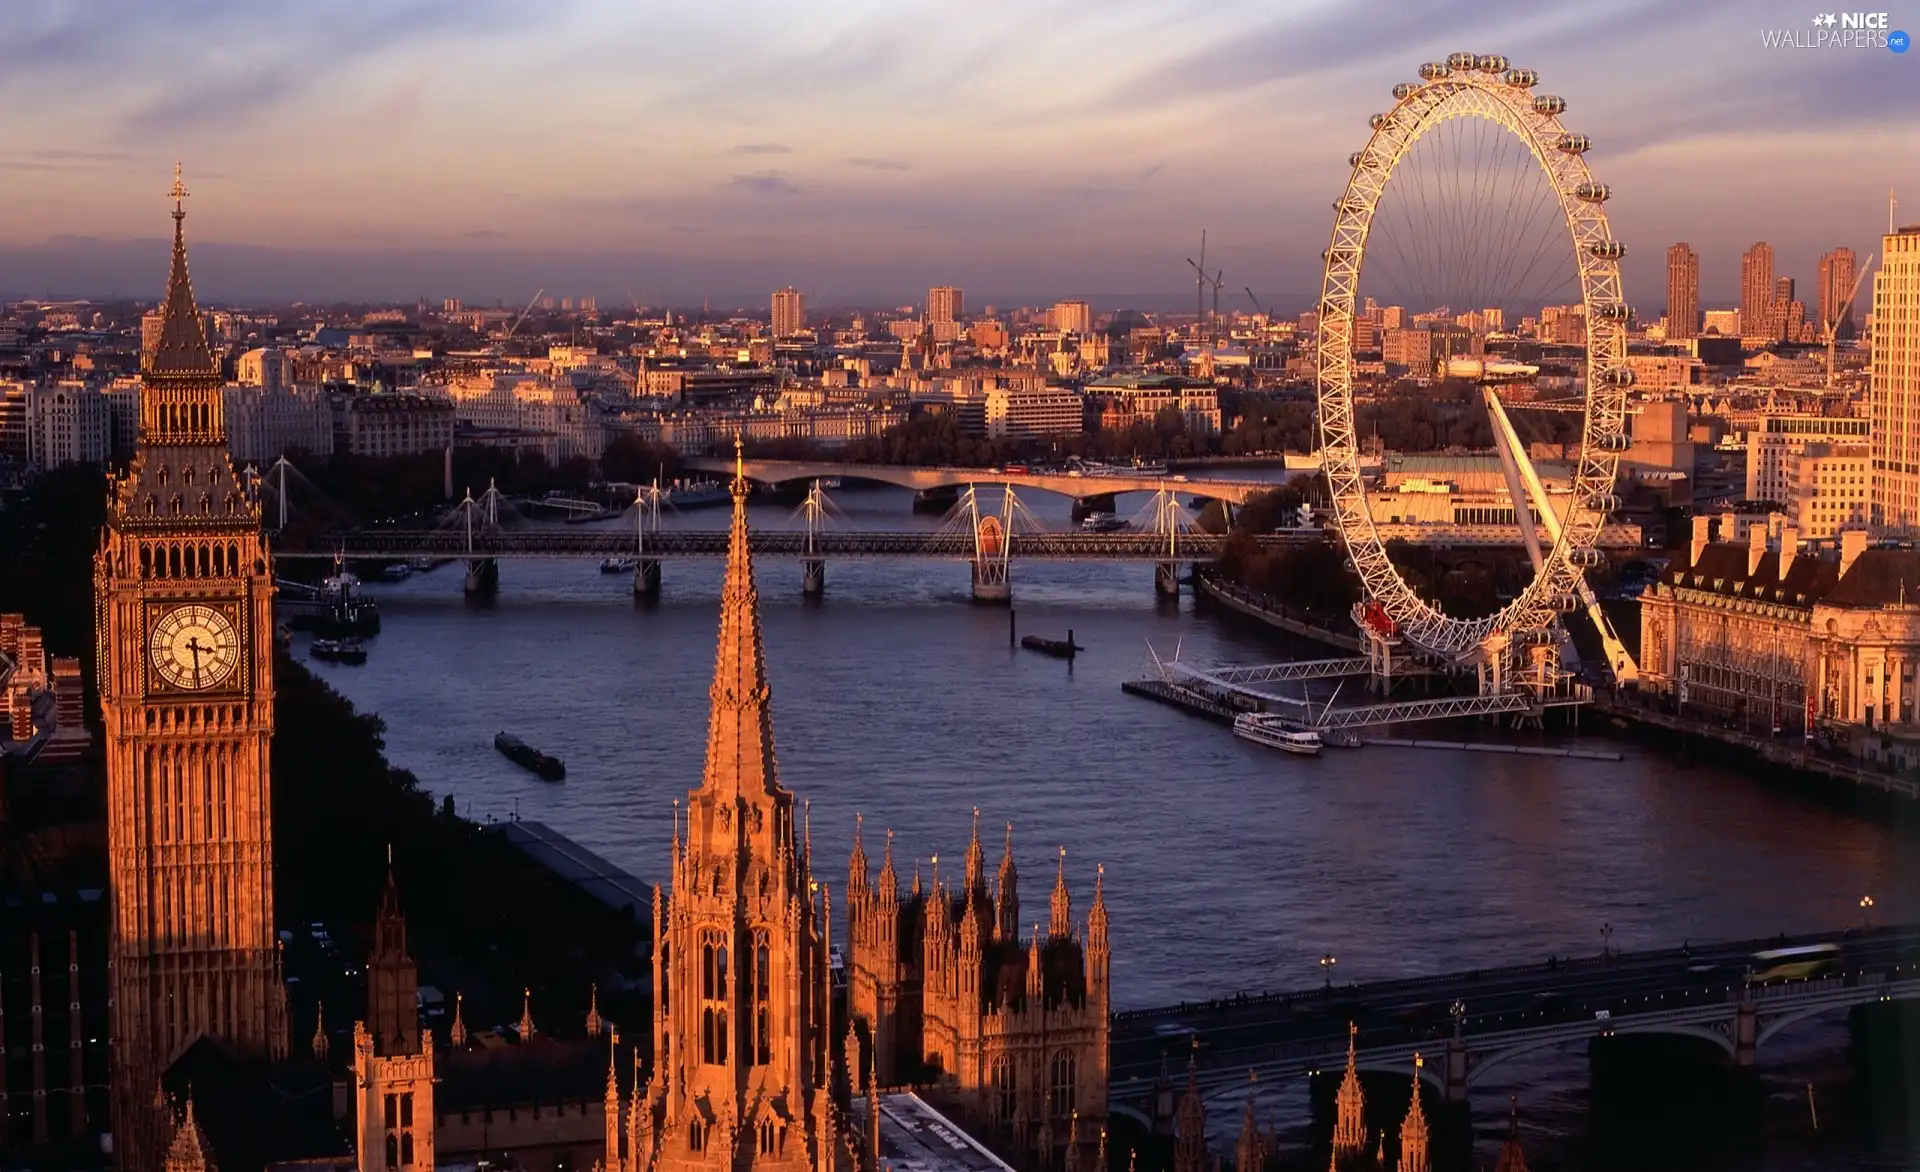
[730,142,792,155]
[846,156,910,171]
[727,170,801,196]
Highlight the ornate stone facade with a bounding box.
[844,813,1108,1172]
[97,170,285,1169]
[1639,521,1920,734]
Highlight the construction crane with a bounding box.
[1821,253,1874,390]
[506,288,544,340]
[1244,286,1266,319]
[1186,231,1211,346]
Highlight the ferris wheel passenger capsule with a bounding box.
[1597,432,1631,452]
[1573,182,1610,202]
[1419,61,1452,80]
[1594,303,1633,322]
[1569,548,1606,569]
[1505,68,1539,87]
[1476,55,1509,72]
[1349,152,1368,168]
[1533,95,1567,115]
[1589,241,1626,260]
[1600,366,1636,387]
[1369,113,1390,130]
[1555,134,1591,154]
[1551,593,1582,613]
[1447,51,1478,69]
[1585,492,1623,513]
[1392,82,1417,100]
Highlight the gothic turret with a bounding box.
[519,988,537,1041]
[1172,1052,1207,1172]
[1331,1022,1366,1162]
[587,984,604,1038]
[367,858,419,1057]
[449,992,467,1048]
[1049,848,1072,938]
[849,814,869,897]
[164,1098,214,1172]
[606,1031,625,1172]
[1397,1058,1429,1172]
[995,822,1019,941]
[964,807,986,895]
[1492,1096,1528,1172]
[311,1002,328,1063]
[1233,1086,1273,1172]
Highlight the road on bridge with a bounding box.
[267,529,1301,560]
[1110,922,1920,1099]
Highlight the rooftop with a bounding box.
[497,820,652,925]
[867,1092,1016,1172]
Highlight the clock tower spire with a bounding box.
[96,167,285,1171]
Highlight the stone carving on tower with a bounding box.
[609,442,839,1172]
[352,865,436,1172]
[97,165,286,1170]
[846,812,1109,1172]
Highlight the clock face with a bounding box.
[148,604,240,692]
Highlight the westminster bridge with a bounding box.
[1105,921,1920,1118]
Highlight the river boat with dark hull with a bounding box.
[667,481,730,509]
[600,557,639,574]
[494,731,566,781]
[1080,513,1129,533]
[310,637,368,665]
[1020,631,1082,659]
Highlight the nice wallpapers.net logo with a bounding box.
[1761,11,1909,48]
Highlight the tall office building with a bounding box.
[1050,299,1092,335]
[770,286,806,337]
[928,286,963,325]
[1820,247,1859,340]
[1741,242,1775,338]
[1666,243,1700,341]
[1872,225,1920,530]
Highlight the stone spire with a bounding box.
[367,851,420,1058]
[449,992,467,1048]
[868,1050,883,1172]
[164,1095,214,1172]
[1063,1111,1083,1172]
[1088,864,1108,954]
[148,163,218,383]
[698,435,781,800]
[1172,1047,1207,1172]
[1492,1096,1528,1172]
[519,987,536,1041]
[1331,1022,1365,1158]
[605,1029,624,1172]
[311,1001,328,1063]
[1397,1056,1429,1172]
[995,821,1019,941]
[849,813,869,895]
[587,983,603,1038]
[1233,1080,1268,1172]
[964,806,985,894]
[878,828,898,903]
[1049,846,1072,938]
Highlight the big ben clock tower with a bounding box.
[95,167,285,1164]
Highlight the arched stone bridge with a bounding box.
[1107,922,1920,1114]
[681,458,1274,506]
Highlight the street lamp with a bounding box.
[1861,895,1875,931]
[1600,923,1614,962]
[1320,954,1337,991]
[1449,1000,1466,1039]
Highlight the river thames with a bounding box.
[308,485,1917,1169]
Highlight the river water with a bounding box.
[306,485,1918,1168]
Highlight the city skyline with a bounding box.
[3,0,1915,309]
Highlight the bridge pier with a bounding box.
[1733,999,1757,1067]
[802,559,826,596]
[463,558,498,597]
[971,561,1011,604]
[1154,561,1182,599]
[1444,1036,1468,1104]
[633,559,661,598]
[1072,493,1119,522]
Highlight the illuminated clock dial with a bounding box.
[148,604,239,691]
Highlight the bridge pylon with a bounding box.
[1150,487,1188,600]
[963,486,1012,604]
[460,480,506,598]
[801,479,829,596]
[633,480,665,597]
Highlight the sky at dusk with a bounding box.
[3,0,1916,313]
